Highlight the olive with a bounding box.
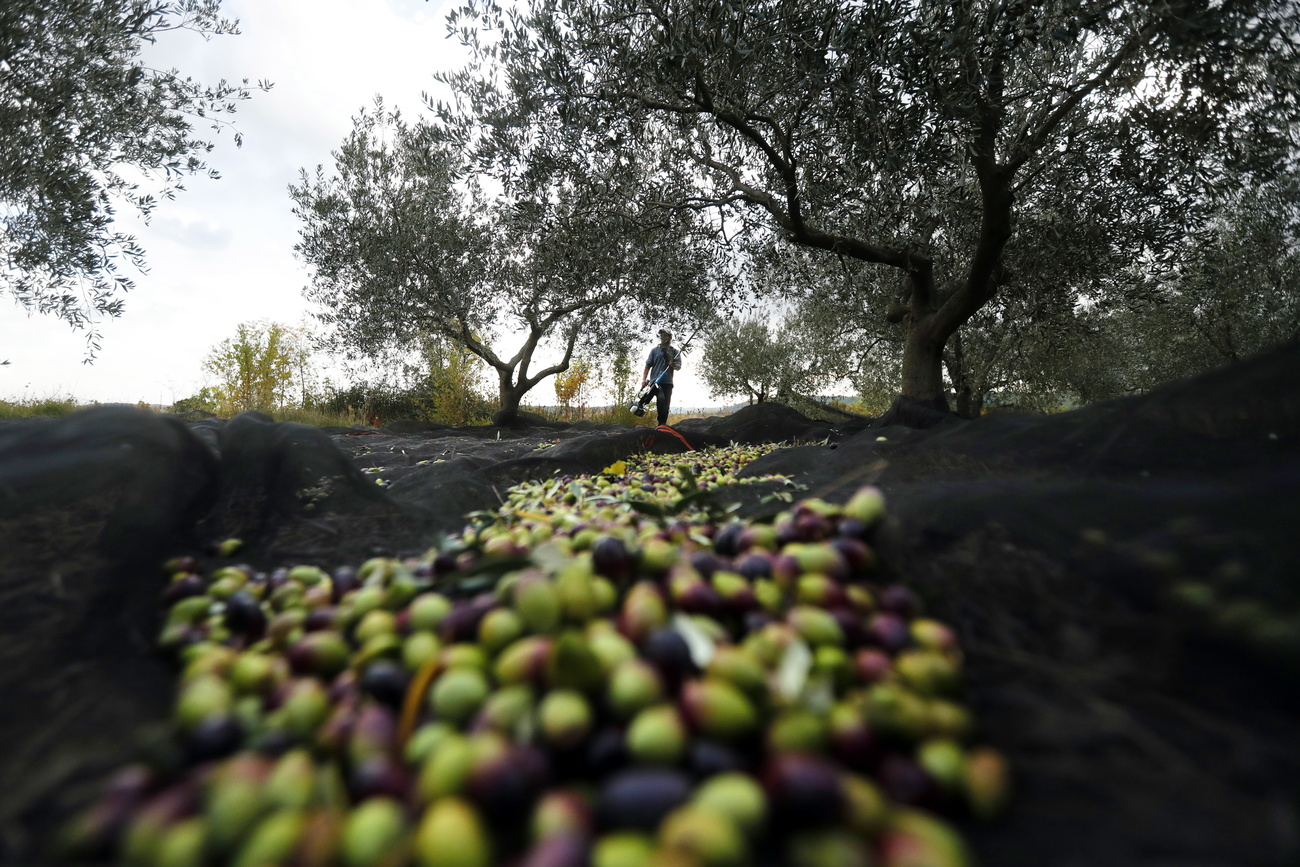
[596,768,692,831]
[591,536,634,582]
[641,628,697,689]
[183,714,244,764]
[359,660,409,710]
[223,590,268,641]
[763,754,844,829]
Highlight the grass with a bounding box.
[259,406,370,427]
[0,397,85,419]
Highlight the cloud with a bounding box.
[150,214,233,251]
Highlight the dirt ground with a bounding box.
[1,340,1297,866]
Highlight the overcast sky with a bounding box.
[0,0,717,411]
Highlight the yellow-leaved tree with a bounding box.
[553,356,594,419]
[202,321,315,416]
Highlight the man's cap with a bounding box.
[658,328,672,338]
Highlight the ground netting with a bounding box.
[0,339,1297,866]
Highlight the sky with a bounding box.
[0,0,719,411]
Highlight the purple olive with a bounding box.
[591,536,634,582]
[584,726,628,780]
[878,585,919,619]
[713,523,745,558]
[674,582,726,618]
[830,537,875,577]
[163,574,206,605]
[303,607,340,632]
[877,754,941,808]
[865,613,911,654]
[829,705,880,771]
[359,660,409,710]
[331,565,359,601]
[687,739,748,779]
[518,833,590,867]
[163,555,201,576]
[771,553,801,586]
[439,596,496,643]
[688,550,722,580]
[795,512,832,542]
[183,713,244,764]
[855,648,893,684]
[286,631,350,677]
[829,607,868,648]
[734,552,773,581]
[764,753,844,829]
[348,755,410,801]
[743,611,776,634]
[468,745,549,824]
[836,516,874,542]
[596,768,692,831]
[250,728,298,756]
[642,628,698,690]
[223,590,267,640]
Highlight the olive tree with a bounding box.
[439,0,1300,412]
[1,0,268,357]
[700,303,858,405]
[291,102,722,422]
[1077,173,1300,395]
[940,167,1300,412]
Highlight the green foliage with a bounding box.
[440,0,1300,407]
[291,100,723,422]
[0,0,269,357]
[309,337,492,427]
[266,405,368,428]
[938,168,1300,412]
[425,338,493,425]
[311,381,431,426]
[170,387,220,415]
[202,321,313,416]
[604,343,636,411]
[1108,175,1300,386]
[701,303,856,405]
[701,318,785,404]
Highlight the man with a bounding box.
[640,328,683,426]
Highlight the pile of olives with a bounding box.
[64,445,1008,867]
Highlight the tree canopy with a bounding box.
[700,300,857,405]
[202,320,312,415]
[1,0,268,357]
[439,0,1300,411]
[291,102,725,422]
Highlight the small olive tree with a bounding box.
[701,305,856,405]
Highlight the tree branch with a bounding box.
[1007,21,1157,171]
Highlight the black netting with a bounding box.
[2,341,1299,865]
